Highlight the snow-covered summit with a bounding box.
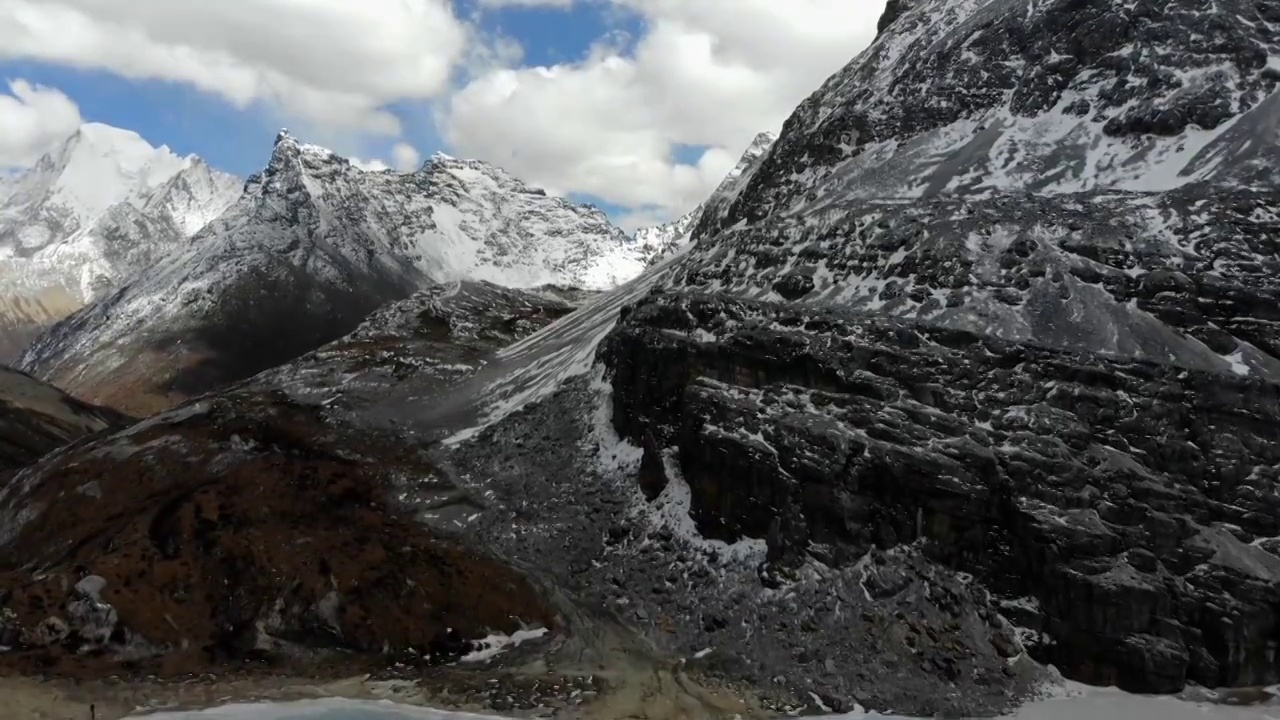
[0,123,218,251]
[0,122,240,269]
[0,123,240,359]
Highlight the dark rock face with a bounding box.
[875,0,915,35]
[601,292,1280,693]
[432,374,1040,717]
[600,0,1280,697]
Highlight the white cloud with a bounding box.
[442,0,885,221]
[0,0,470,135]
[477,0,574,6]
[349,143,421,173]
[391,143,422,171]
[0,79,83,168]
[0,0,888,227]
[350,157,390,172]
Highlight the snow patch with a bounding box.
[459,627,549,663]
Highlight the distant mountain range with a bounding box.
[15,130,659,414]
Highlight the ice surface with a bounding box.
[832,682,1280,719]
[130,684,1280,718]
[129,699,501,719]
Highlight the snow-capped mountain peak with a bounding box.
[29,123,194,226]
[0,123,238,257]
[139,158,242,236]
[0,123,241,359]
[18,130,648,412]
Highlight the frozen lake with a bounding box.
[131,683,1280,719]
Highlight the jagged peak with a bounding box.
[263,130,343,175]
[42,122,169,171]
[421,153,531,188]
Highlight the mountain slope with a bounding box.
[0,365,129,473]
[347,0,1280,708]
[0,283,574,685]
[704,0,1280,222]
[19,132,643,415]
[673,0,1280,379]
[0,124,240,358]
[2,0,1277,713]
[596,0,1280,698]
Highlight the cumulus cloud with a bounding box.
[391,142,422,172]
[349,142,422,173]
[442,0,885,221]
[0,0,470,135]
[477,0,574,7]
[0,79,83,168]
[1,0,888,225]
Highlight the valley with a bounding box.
[0,0,1278,718]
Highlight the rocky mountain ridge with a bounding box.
[338,0,1280,706]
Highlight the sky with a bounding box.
[0,0,886,229]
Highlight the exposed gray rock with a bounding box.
[600,291,1280,693]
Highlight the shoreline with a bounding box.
[5,669,1279,720]
[0,659,764,720]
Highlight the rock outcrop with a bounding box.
[602,293,1280,693]
[593,0,1280,698]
